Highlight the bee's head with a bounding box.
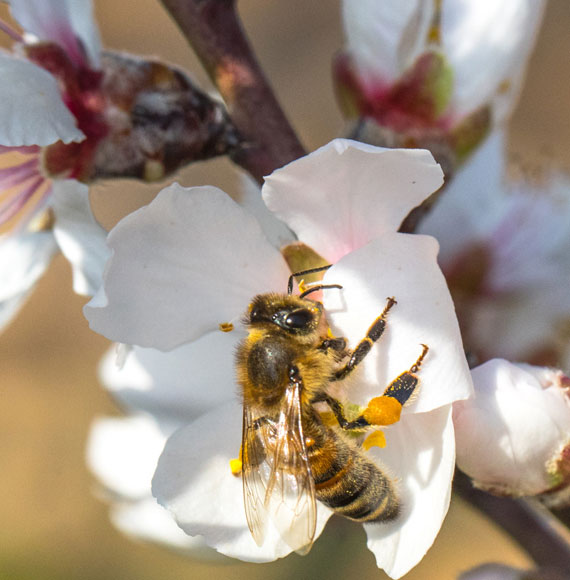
[246,294,323,336]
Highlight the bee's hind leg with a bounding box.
[362,344,429,427]
[317,344,429,430]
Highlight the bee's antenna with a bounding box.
[300,284,342,299]
[287,264,333,295]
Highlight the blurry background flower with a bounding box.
[419,130,570,368]
[335,0,546,174]
[1,1,569,580]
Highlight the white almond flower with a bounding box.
[87,413,226,559]
[419,131,570,366]
[0,0,230,329]
[85,139,473,578]
[87,175,294,549]
[0,0,109,328]
[454,359,570,501]
[335,0,546,166]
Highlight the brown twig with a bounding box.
[160,0,306,183]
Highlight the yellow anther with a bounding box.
[230,458,243,476]
[28,208,55,233]
[362,430,387,451]
[298,279,308,294]
[219,322,234,332]
[498,79,512,94]
[363,396,402,426]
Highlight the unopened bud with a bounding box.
[38,48,240,183]
[454,359,570,501]
[90,52,240,181]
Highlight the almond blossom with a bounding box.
[418,131,570,367]
[454,359,570,503]
[86,179,297,551]
[335,0,546,168]
[0,0,107,327]
[85,138,473,578]
[87,411,227,558]
[0,0,233,329]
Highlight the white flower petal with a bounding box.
[9,0,101,67]
[454,360,570,496]
[0,229,58,331]
[51,180,110,296]
[99,330,243,420]
[152,401,333,562]
[342,0,430,85]
[87,415,171,500]
[110,499,222,557]
[443,0,546,118]
[323,234,472,412]
[88,414,224,559]
[85,184,290,350]
[263,139,443,262]
[0,53,84,146]
[364,405,455,579]
[237,173,295,249]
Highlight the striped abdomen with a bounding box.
[306,424,399,522]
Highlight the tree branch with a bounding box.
[160,0,306,183]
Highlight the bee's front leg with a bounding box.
[332,297,396,381]
[317,337,347,353]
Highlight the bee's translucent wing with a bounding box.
[242,380,317,553]
[242,404,271,546]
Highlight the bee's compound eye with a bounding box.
[285,308,313,329]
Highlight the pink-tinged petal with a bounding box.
[443,0,546,119]
[152,401,333,562]
[51,180,110,296]
[85,184,290,350]
[418,130,506,263]
[0,53,84,146]
[342,0,431,86]
[99,330,243,420]
[0,229,58,330]
[87,414,171,500]
[364,406,455,579]
[263,139,443,262]
[9,0,101,68]
[323,233,472,413]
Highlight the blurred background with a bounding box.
[1,1,569,578]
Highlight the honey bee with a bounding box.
[235,265,428,554]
